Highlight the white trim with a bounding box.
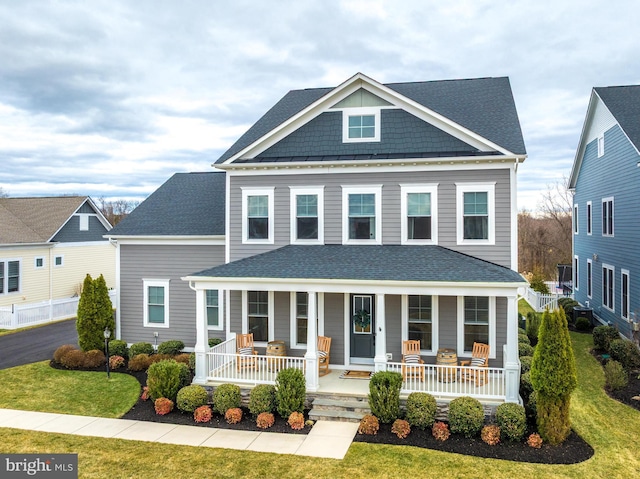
[602,196,614,237]
[602,263,615,312]
[341,185,383,244]
[78,214,90,231]
[205,289,223,331]
[107,236,225,246]
[290,291,307,349]
[456,182,496,245]
[0,258,21,295]
[621,269,630,320]
[586,201,592,235]
[241,187,275,244]
[573,204,579,235]
[242,290,274,346]
[586,258,593,299]
[289,186,324,244]
[401,294,439,355]
[54,255,64,267]
[115,241,121,339]
[510,162,518,270]
[341,107,381,143]
[34,256,45,269]
[597,135,604,157]
[400,184,438,245]
[456,296,496,359]
[574,255,579,291]
[143,279,170,328]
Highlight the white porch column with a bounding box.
[504,294,521,403]
[374,294,387,372]
[304,292,319,391]
[193,288,208,385]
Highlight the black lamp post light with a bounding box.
[104,327,111,379]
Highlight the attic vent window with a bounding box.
[342,108,381,143]
[349,115,375,139]
[597,135,604,157]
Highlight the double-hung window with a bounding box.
[458,296,495,355]
[621,270,630,320]
[143,279,169,327]
[602,264,614,311]
[586,201,592,235]
[407,295,436,352]
[342,186,382,244]
[456,183,495,244]
[206,290,222,330]
[574,256,579,291]
[587,259,593,298]
[242,187,274,243]
[602,197,614,236]
[401,185,438,244]
[573,205,579,234]
[294,292,308,345]
[0,260,20,295]
[290,187,324,244]
[246,291,271,343]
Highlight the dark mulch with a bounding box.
[591,349,640,412]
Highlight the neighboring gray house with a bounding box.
[109,73,527,403]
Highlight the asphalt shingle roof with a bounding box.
[192,245,525,284]
[595,85,640,151]
[108,172,225,236]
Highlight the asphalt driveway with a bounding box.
[0,319,79,369]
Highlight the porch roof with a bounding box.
[189,245,526,285]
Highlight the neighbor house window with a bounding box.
[597,135,604,157]
[574,256,579,291]
[587,259,593,298]
[602,197,614,236]
[79,214,89,231]
[54,256,63,267]
[401,185,438,244]
[34,257,45,269]
[408,295,433,351]
[458,296,495,355]
[0,260,20,295]
[603,265,614,311]
[143,279,170,327]
[342,186,382,244]
[586,201,592,235]
[342,108,381,142]
[621,270,630,320]
[573,205,579,234]
[456,183,495,244]
[242,187,274,243]
[246,291,271,343]
[290,187,324,244]
[206,290,221,330]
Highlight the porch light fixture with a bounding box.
[104,327,111,379]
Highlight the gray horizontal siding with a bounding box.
[52,215,109,242]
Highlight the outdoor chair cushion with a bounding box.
[471,357,485,367]
[404,354,420,363]
[238,347,253,356]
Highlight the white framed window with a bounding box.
[574,256,579,291]
[0,259,20,295]
[457,296,496,358]
[205,289,222,330]
[573,205,579,235]
[603,264,615,311]
[400,184,438,244]
[79,214,89,231]
[291,292,308,348]
[456,183,495,245]
[290,186,324,244]
[621,270,630,320]
[34,257,45,269]
[342,108,381,143]
[402,295,439,354]
[602,197,614,236]
[54,255,64,267]
[143,279,170,328]
[243,290,274,345]
[586,201,592,235]
[242,187,275,244]
[587,258,593,298]
[597,135,604,157]
[342,185,382,244]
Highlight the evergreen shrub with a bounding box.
[83,349,106,368]
[368,371,403,424]
[404,392,437,430]
[176,385,209,413]
[146,359,188,402]
[496,403,526,441]
[519,356,533,373]
[213,383,242,415]
[53,345,76,364]
[604,360,628,391]
[519,343,534,357]
[609,339,640,370]
[157,340,184,355]
[129,342,154,357]
[575,316,591,331]
[448,396,485,438]
[128,354,152,372]
[108,340,128,359]
[592,325,620,351]
[275,368,306,418]
[249,384,276,416]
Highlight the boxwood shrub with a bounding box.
[496,402,526,441]
[275,368,306,418]
[609,339,640,370]
[593,325,620,351]
[404,392,437,430]
[213,383,242,415]
[157,340,185,356]
[129,342,154,357]
[108,340,128,359]
[368,371,403,424]
[448,396,485,438]
[146,359,189,402]
[249,384,276,416]
[176,384,209,413]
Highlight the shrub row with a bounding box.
[53,344,106,369]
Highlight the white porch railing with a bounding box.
[386,362,506,401]
[0,290,116,329]
[522,286,570,312]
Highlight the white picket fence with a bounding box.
[522,286,571,312]
[0,290,116,329]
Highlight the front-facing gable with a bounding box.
[216,73,526,166]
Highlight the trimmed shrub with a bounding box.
[575,316,591,331]
[60,349,86,369]
[519,343,535,357]
[188,352,196,372]
[154,397,174,415]
[481,424,501,445]
[128,354,152,372]
[520,371,533,401]
[604,360,628,391]
[194,405,212,423]
[287,411,305,430]
[368,371,403,424]
[225,407,243,424]
[176,385,209,413]
[84,349,106,368]
[405,392,437,430]
[496,403,526,441]
[109,355,125,370]
[213,383,242,416]
[527,433,543,448]
[249,384,276,416]
[174,353,191,367]
[518,333,530,345]
[108,340,128,359]
[526,312,542,345]
[76,274,114,352]
[148,354,173,365]
[358,414,379,435]
[593,325,620,351]
[129,342,154,357]
[208,338,223,348]
[525,390,538,423]
[256,412,275,429]
[391,419,411,439]
[609,339,640,370]
[448,396,484,438]
[53,344,76,364]
[157,340,185,356]
[146,359,187,402]
[432,421,450,441]
[519,356,533,373]
[275,368,306,419]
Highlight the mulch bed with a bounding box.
[591,349,640,412]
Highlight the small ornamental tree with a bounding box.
[94,274,115,336]
[77,274,99,351]
[530,308,577,445]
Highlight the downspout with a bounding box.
[108,238,120,339]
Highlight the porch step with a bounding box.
[309,396,371,423]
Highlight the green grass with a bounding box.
[518,297,536,317]
[0,334,639,478]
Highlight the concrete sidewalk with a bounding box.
[0,408,358,459]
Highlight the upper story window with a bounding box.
[0,260,20,295]
[586,201,592,235]
[34,257,45,269]
[573,205,579,234]
[456,183,495,245]
[342,185,382,244]
[401,184,438,244]
[143,279,169,328]
[54,255,64,267]
[602,197,614,236]
[242,187,274,244]
[290,187,324,244]
[587,259,593,298]
[574,256,579,291]
[597,135,604,157]
[342,108,381,143]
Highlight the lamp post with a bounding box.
[104,327,111,379]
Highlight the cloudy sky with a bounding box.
[1,0,638,212]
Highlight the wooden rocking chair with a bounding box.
[318,336,331,376]
[236,333,258,371]
[459,342,490,386]
[401,340,424,382]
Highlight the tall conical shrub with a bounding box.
[76,273,114,351]
[94,274,115,336]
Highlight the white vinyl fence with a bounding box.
[0,290,116,329]
[522,286,571,312]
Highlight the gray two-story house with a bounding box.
[109,73,527,403]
